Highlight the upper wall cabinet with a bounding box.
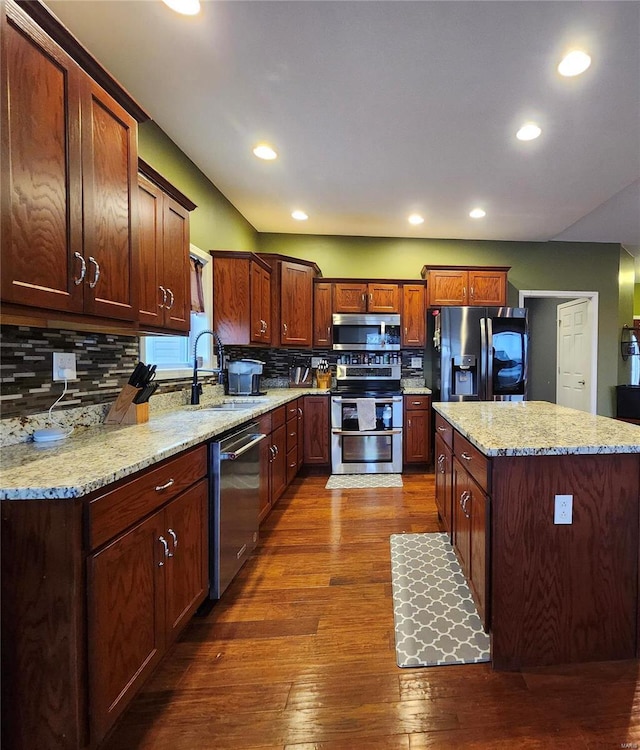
[212,251,272,346]
[333,282,400,313]
[422,266,510,308]
[313,282,333,347]
[1,0,148,328]
[401,283,426,347]
[258,254,321,347]
[137,161,196,334]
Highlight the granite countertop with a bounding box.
[433,401,640,457]
[0,389,323,501]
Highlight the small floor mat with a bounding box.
[325,474,404,489]
[390,532,490,668]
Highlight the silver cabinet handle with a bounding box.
[166,287,174,310]
[283,322,288,336]
[460,452,473,461]
[470,286,475,300]
[437,454,445,472]
[167,528,177,556]
[405,327,408,335]
[327,326,330,338]
[158,285,167,309]
[269,445,276,461]
[73,252,86,285]
[437,425,446,432]
[155,478,175,492]
[273,444,279,455]
[297,407,303,416]
[88,256,100,288]
[369,293,373,304]
[411,401,422,406]
[460,490,471,518]
[158,535,169,566]
[463,286,466,300]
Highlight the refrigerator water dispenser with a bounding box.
[452,355,477,396]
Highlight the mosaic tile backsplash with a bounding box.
[0,325,425,421]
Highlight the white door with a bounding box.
[556,298,592,413]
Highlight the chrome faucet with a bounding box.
[191,329,225,405]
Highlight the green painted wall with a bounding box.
[635,283,640,316]
[619,249,637,385]
[258,233,630,416]
[138,122,257,252]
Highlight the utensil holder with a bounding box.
[316,371,332,390]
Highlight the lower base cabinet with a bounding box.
[303,395,330,466]
[1,445,209,750]
[434,433,453,535]
[403,395,432,466]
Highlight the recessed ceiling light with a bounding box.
[558,50,591,77]
[469,208,486,219]
[291,210,308,221]
[516,122,542,141]
[162,0,200,16]
[252,144,278,161]
[408,214,424,225]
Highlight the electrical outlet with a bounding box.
[554,494,573,524]
[52,352,77,381]
[311,357,323,368]
[411,357,423,368]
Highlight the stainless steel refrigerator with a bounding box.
[426,307,528,401]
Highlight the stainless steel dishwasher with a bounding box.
[210,422,266,599]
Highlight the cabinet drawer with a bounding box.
[88,445,208,550]
[453,432,489,493]
[405,395,431,411]
[434,413,453,448]
[286,400,300,421]
[286,423,298,454]
[271,406,286,430]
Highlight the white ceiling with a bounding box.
[47,0,640,261]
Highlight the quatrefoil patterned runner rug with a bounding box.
[390,532,490,668]
[325,474,403,489]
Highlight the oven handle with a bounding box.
[331,429,402,436]
[331,397,403,403]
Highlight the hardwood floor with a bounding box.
[102,471,640,750]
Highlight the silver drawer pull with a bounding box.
[88,256,100,288]
[158,536,169,566]
[460,452,473,461]
[236,543,247,560]
[411,401,422,406]
[155,478,175,492]
[437,425,446,432]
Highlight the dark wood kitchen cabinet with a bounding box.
[333,282,400,313]
[1,0,145,327]
[260,405,288,518]
[313,281,333,346]
[1,444,208,750]
[286,399,302,484]
[138,162,196,333]
[401,283,426,346]
[303,395,331,466]
[434,433,453,536]
[422,266,509,308]
[212,252,272,346]
[403,395,432,465]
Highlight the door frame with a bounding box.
[518,290,599,414]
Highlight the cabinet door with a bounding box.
[270,423,288,503]
[404,407,431,464]
[434,434,453,536]
[452,457,471,579]
[1,5,84,313]
[88,511,165,743]
[469,480,489,629]
[213,256,251,345]
[428,270,468,307]
[368,282,400,313]
[333,282,367,313]
[81,77,138,321]
[468,270,507,306]
[402,284,426,346]
[137,174,164,327]
[303,396,330,464]
[281,261,314,346]
[313,282,333,346]
[164,480,208,641]
[259,430,273,523]
[250,262,271,343]
[161,196,191,332]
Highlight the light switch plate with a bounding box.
[411,357,423,368]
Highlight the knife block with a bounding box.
[105,384,148,425]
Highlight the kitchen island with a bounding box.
[433,401,640,671]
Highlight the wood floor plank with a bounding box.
[100,469,640,750]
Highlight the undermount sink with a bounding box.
[197,398,268,412]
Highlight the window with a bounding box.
[139,245,216,379]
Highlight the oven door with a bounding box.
[331,396,403,474]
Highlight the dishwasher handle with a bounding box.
[220,433,266,461]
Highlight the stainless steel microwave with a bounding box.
[332,313,401,351]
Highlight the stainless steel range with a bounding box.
[330,364,403,474]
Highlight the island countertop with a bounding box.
[433,400,640,457]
